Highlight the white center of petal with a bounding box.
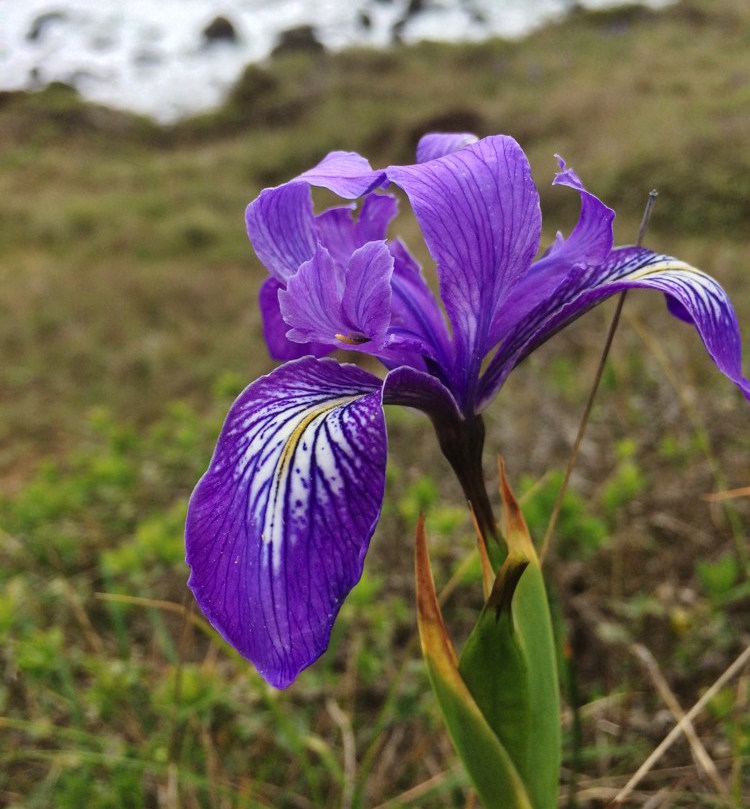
[253,395,360,572]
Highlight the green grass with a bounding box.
[1,0,749,806]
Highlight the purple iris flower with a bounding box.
[186,133,749,688]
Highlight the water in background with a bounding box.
[1,0,674,121]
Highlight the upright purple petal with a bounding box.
[246,152,385,282]
[341,241,394,346]
[357,193,399,241]
[388,136,542,404]
[186,358,387,688]
[279,246,347,345]
[478,247,750,408]
[314,205,360,268]
[416,132,479,163]
[548,157,614,267]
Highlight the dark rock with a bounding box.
[271,25,324,58]
[91,34,116,51]
[29,67,43,89]
[133,49,163,68]
[392,0,429,41]
[202,15,238,45]
[27,11,67,43]
[0,90,27,110]
[227,64,278,109]
[358,11,372,30]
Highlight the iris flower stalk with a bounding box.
[185,133,749,690]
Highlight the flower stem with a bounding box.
[433,413,498,544]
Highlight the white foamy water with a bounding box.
[0,0,675,122]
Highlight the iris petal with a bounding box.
[259,277,331,361]
[246,152,385,283]
[279,246,347,345]
[478,247,750,407]
[388,136,542,404]
[416,132,479,163]
[247,184,317,283]
[341,241,394,346]
[315,193,399,269]
[296,150,384,198]
[548,157,614,266]
[279,242,394,349]
[186,357,387,689]
[486,158,615,346]
[388,239,452,368]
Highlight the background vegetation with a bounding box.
[1,0,748,806]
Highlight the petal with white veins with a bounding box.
[479,247,750,407]
[186,358,387,688]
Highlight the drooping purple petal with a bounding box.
[478,247,750,408]
[388,135,542,405]
[279,242,394,349]
[186,357,387,689]
[416,132,479,163]
[259,277,331,361]
[486,157,615,346]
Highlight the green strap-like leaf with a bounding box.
[459,553,532,776]
[459,461,561,809]
[415,515,535,809]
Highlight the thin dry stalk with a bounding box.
[369,767,462,809]
[629,642,729,799]
[326,699,356,809]
[606,643,750,808]
[62,579,105,654]
[640,786,671,809]
[704,486,750,502]
[541,189,658,563]
[539,292,626,563]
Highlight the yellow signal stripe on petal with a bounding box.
[621,258,700,281]
[275,396,357,478]
[263,395,360,569]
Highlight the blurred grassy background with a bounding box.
[1,0,749,806]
